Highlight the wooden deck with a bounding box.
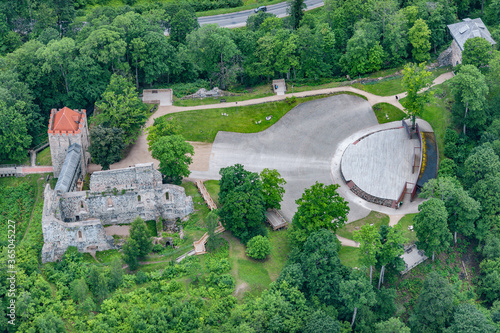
[266,209,289,230]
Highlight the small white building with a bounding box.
[445,18,496,66]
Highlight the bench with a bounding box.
[220,99,226,103]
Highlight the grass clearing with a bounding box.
[36,147,52,165]
[203,180,220,207]
[96,249,122,263]
[353,67,451,97]
[398,214,418,244]
[373,103,407,124]
[168,92,367,142]
[339,246,361,268]
[262,229,290,281]
[337,211,390,240]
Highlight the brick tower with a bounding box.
[48,107,90,178]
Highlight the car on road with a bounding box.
[254,6,267,13]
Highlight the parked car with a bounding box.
[254,6,267,13]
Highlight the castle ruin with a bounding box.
[42,106,194,263]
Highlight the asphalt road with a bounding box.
[198,0,324,28]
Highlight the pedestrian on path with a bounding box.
[396,95,398,100]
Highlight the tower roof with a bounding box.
[447,18,496,51]
[48,107,86,135]
[52,107,81,132]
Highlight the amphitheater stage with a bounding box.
[340,126,420,206]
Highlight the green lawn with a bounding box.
[167,92,366,142]
[96,249,122,263]
[338,246,361,268]
[398,214,418,244]
[36,147,52,165]
[262,229,291,281]
[353,66,451,97]
[336,211,390,240]
[203,180,220,207]
[372,103,407,124]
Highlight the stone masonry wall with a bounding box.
[89,163,163,192]
[451,39,462,66]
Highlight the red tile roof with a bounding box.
[51,107,81,132]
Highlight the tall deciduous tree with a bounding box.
[146,117,181,150]
[169,9,199,44]
[354,224,381,284]
[414,198,451,261]
[341,24,385,76]
[340,271,376,328]
[0,101,31,162]
[420,177,480,243]
[409,272,455,333]
[88,126,125,170]
[218,164,266,243]
[122,217,153,270]
[383,10,409,66]
[291,182,349,245]
[150,135,194,184]
[260,168,286,210]
[451,65,489,135]
[37,37,75,95]
[445,303,495,332]
[80,27,126,73]
[93,74,148,145]
[401,62,433,129]
[462,36,494,69]
[377,225,407,289]
[375,317,411,333]
[287,0,306,30]
[409,19,431,62]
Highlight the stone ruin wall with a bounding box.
[89,163,163,192]
[41,164,194,263]
[57,186,193,225]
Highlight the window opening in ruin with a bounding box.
[78,231,82,238]
[165,192,169,200]
[107,197,113,207]
[76,216,80,221]
[80,201,84,209]
[138,195,141,201]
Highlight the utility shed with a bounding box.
[446,18,496,66]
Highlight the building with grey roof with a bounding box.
[54,143,82,195]
[444,18,496,66]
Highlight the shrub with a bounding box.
[152,244,163,253]
[246,235,271,260]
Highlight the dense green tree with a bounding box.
[340,271,376,328]
[451,65,489,135]
[383,10,409,66]
[69,278,90,305]
[290,182,349,245]
[483,234,500,260]
[0,101,31,162]
[108,259,123,291]
[296,26,332,79]
[287,0,306,30]
[87,265,109,302]
[414,198,451,261]
[68,55,111,107]
[260,168,286,210]
[218,164,266,243]
[420,177,480,243]
[408,19,431,62]
[37,37,76,95]
[169,9,199,44]
[187,24,241,89]
[354,224,381,284]
[88,126,125,170]
[246,235,271,260]
[375,317,410,333]
[150,135,194,184]
[299,229,347,305]
[246,12,275,32]
[33,311,66,333]
[122,217,152,270]
[409,271,455,332]
[462,36,494,69]
[401,62,433,129]
[80,27,127,73]
[341,25,385,76]
[304,310,341,333]
[480,258,500,304]
[205,211,221,252]
[93,74,148,145]
[146,117,181,150]
[445,303,495,332]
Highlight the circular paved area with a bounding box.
[189,94,424,222]
[341,127,419,201]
